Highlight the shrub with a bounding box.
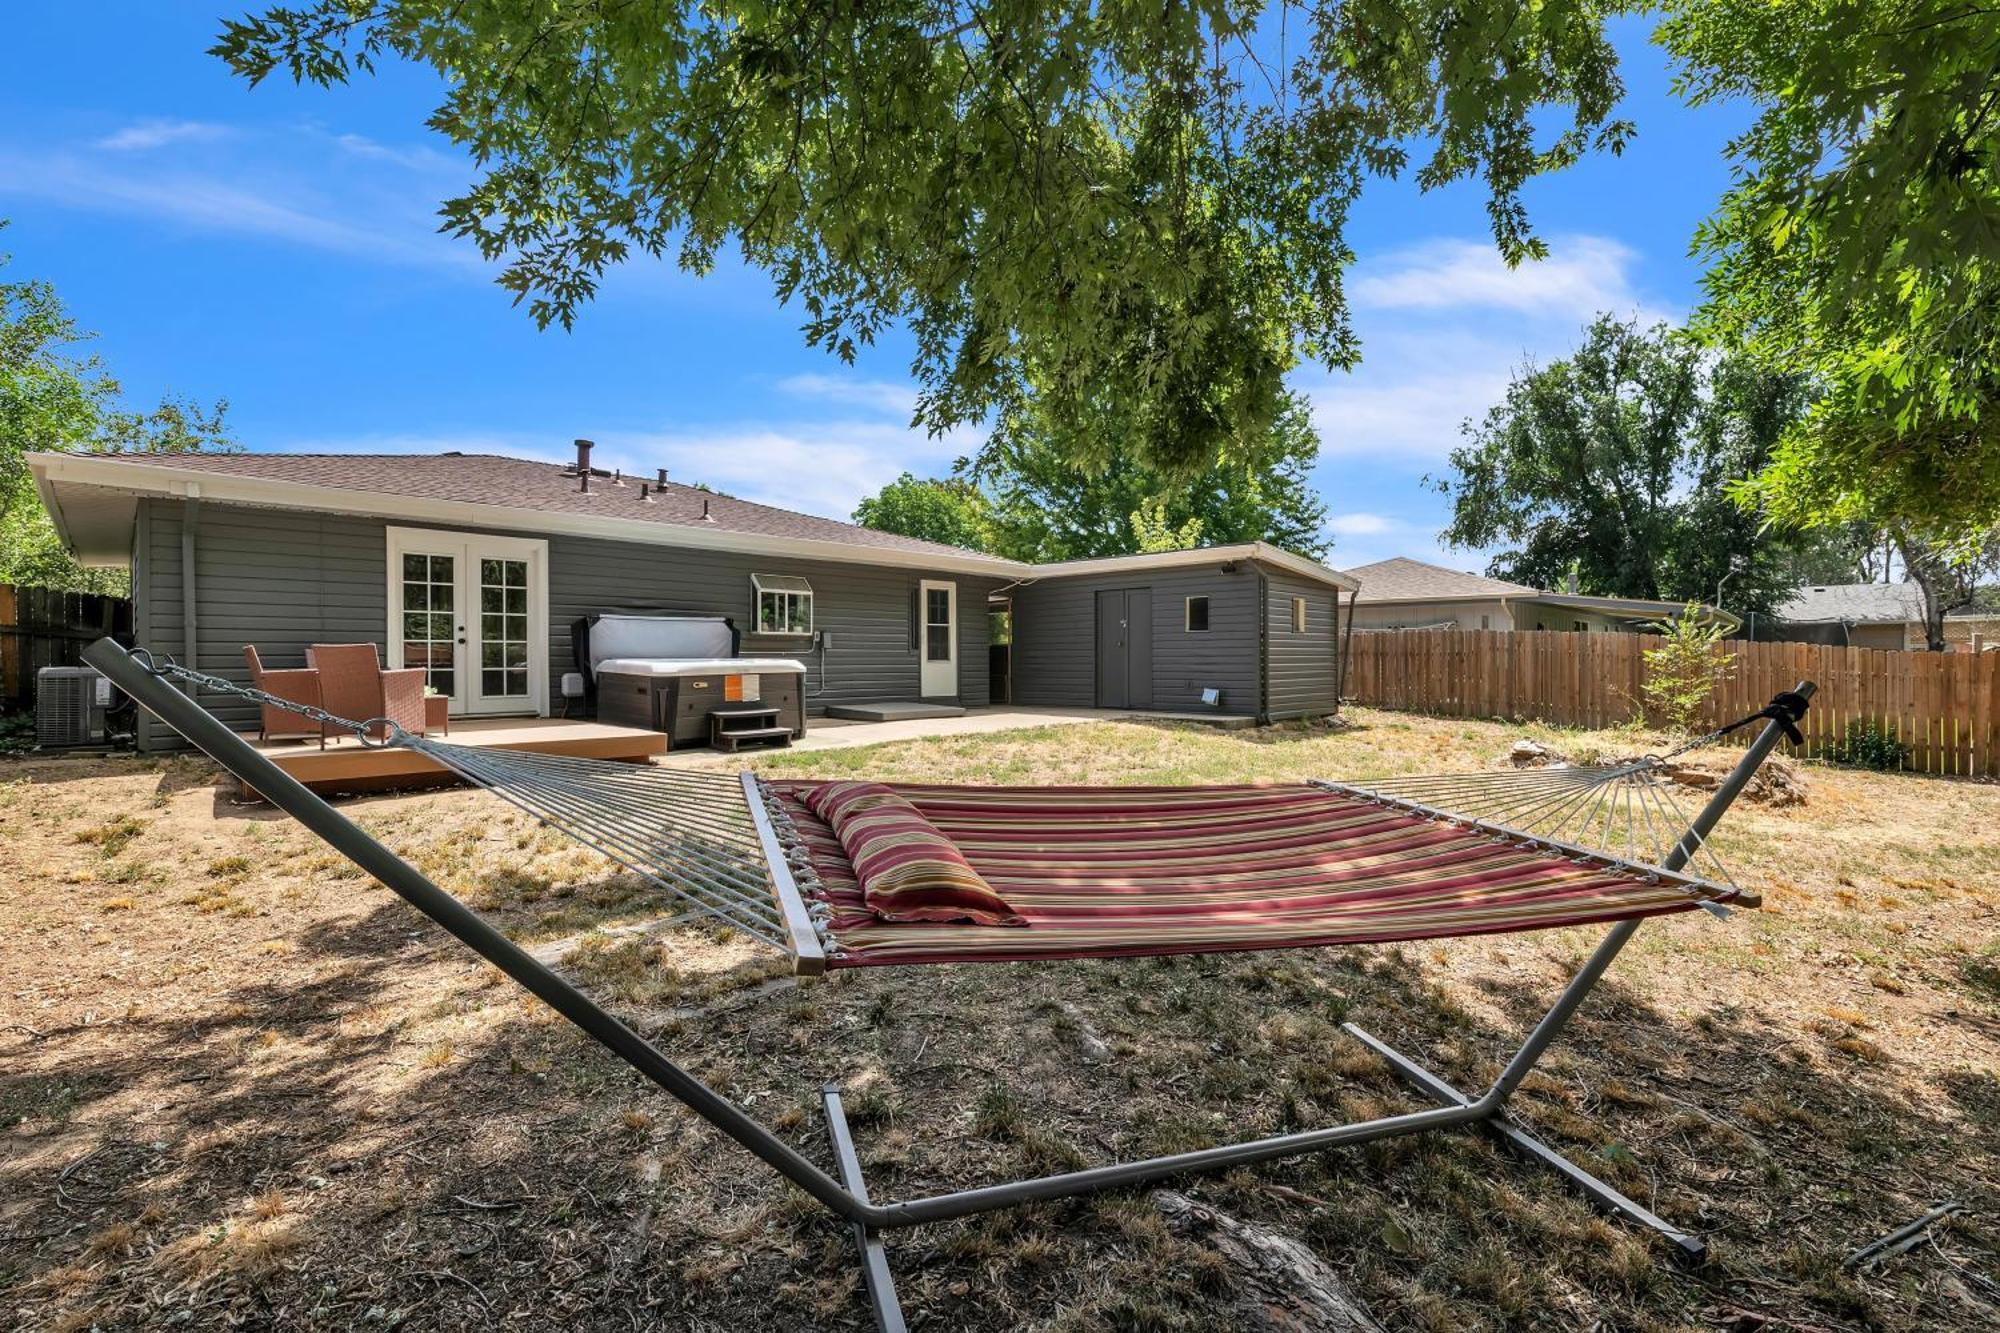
[1825,719,1907,771]
[1641,603,1735,733]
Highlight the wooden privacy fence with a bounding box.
[1345,629,2000,780]
[0,584,133,711]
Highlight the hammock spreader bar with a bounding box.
[83,638,1810,1331]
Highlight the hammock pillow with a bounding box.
[802,782,1024,927]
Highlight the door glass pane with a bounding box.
[924,588,950,661]
[478,558,531,697]
[400,552,456,694]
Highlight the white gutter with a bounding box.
[29,451,1033,579]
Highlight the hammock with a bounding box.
[84,639,1811,1331]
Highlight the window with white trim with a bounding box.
[752,573,815,635]
[1185,596,1210,632]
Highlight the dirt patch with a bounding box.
[3,712,1997,1331]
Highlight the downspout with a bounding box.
[180,493,200,698]
[1334,586,1358,711]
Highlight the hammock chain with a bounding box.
[130,650,405,746]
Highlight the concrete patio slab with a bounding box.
[655,705,1257,767]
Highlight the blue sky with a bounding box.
[2,7,1749,570]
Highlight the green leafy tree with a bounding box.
[852,473,991,551]
[1641,602,1735,733]
[972,389,1330,562]
[1128,498,1204,554]
[1660,0,2000,537]
[1,236,232,594]
[212,1,1634,480]
[1433,316,1814,617]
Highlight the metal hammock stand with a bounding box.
[84,638,1811,1331]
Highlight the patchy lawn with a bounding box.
[2,709,1996,1332]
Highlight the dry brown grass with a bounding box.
[1,711,1996,1332]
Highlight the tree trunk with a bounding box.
[1153,1191,1384,1333]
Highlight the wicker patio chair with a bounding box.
[305,643,427,742]
[241,645,325,746]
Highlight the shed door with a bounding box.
[1094,587,1153,709]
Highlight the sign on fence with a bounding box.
[0,584,134,711]
[1345,629,2000,779]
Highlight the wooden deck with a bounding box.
[246,716,666,794]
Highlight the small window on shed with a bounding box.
[1479,614,1490,630]
[1289,596,1307,633]
[1185,596,1210,632]
[752,573,814,635]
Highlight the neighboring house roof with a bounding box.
[1342,557,1536,604]
[27,449,1357,591]
[1340,556,1739,627]
[1774,582,1926,625]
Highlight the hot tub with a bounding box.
[574,614,807,747]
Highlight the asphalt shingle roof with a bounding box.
[1343,557,1537,603]
[88,451,994,560]
[1774,582,1925,625]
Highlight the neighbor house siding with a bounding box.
[129,499,998,748]
[1010,565,1262,715]
[1262,565,1340,720]
[1349,599,1516,631]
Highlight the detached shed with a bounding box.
[1004,545,1356,722]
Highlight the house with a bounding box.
[1767,582,2000,651]
[28,446,1356,749]
[1339,557,1739,634]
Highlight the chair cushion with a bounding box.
[801,782,1023,926]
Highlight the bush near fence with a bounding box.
[1345,628,2000,779]
[0,583,134,711]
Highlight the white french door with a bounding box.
[387,527,548,716]
[919,579,958,698]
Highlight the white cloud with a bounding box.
[95,119,231,151]
[1353,235,1642,320]
[1304,362,1512,462]
[0,149,478,270]
[333,132,457,174]
[1325,512,1394,537]
[774,373,920,420]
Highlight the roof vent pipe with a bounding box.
[701,497,712,521]
[640,483,656,503]
[656,467,668,487]
[613,468,624,486]
[574,438,594,493]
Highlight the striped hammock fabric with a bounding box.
[765,781,1754,969]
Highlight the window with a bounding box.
[925,586,952,661]
[1479,614,1490,630]
[1573,620,1589,633]
[1289,596,1307,633]
[1185,596,1210,632]
[752,573,814,635]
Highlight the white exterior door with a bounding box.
[388,527,549,716]
[919,579,958,698]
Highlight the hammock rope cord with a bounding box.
[131,651,1754,957]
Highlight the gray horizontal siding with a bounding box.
[1011,566,1261,715]
[130,499,998,748]
[1262,565,1340,720]
[547,534,1001,713]
[134,499,388,748]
